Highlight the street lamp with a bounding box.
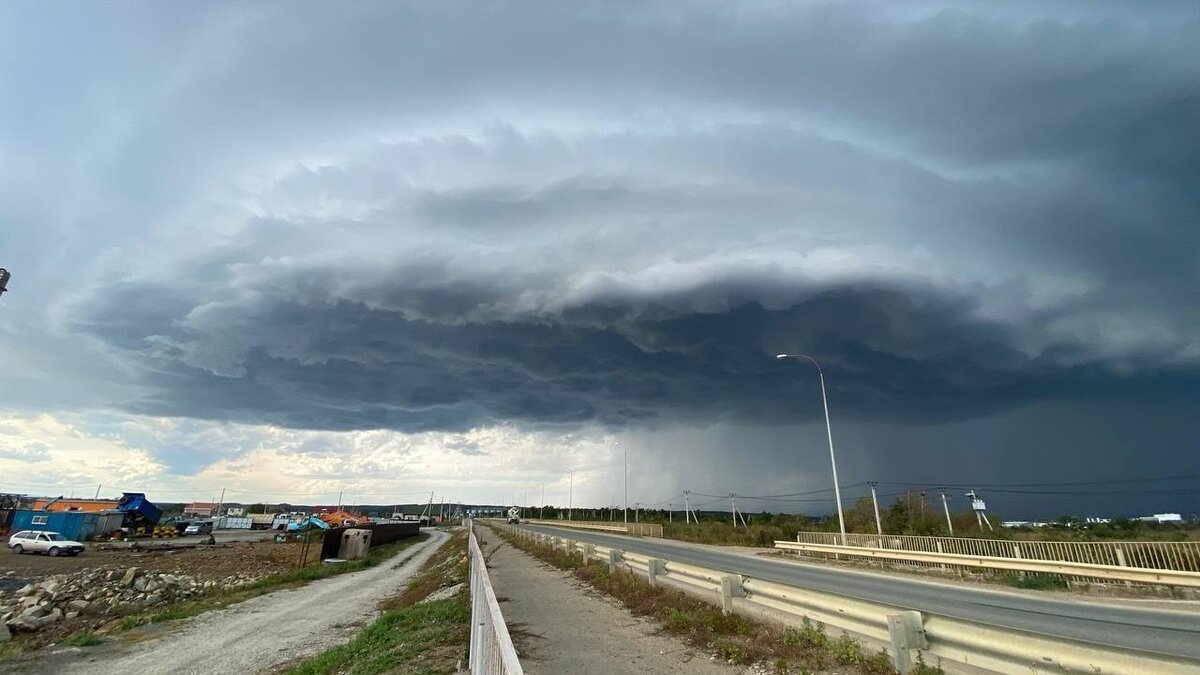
[618,441,628,526]
[776,353,847,546]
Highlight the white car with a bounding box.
[7,530,86,557]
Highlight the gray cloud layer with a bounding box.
[2,1,1198,504]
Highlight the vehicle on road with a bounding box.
[8,530,86,557]
[183,521,214,535]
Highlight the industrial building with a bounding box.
[8,509,124,541]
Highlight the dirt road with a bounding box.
[15,529,449,675]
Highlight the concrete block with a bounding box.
[582,543,596,565]
[338,528,373,560]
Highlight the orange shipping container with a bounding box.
[29,498,120,513]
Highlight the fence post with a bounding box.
[1115,545,1133,588]
[582,543,595,565]
[564,538,575,555]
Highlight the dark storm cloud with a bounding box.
[73,271,1200,434]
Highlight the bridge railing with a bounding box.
[791,531,1200,574]
[468,521,523,675]
[520,518,664,538]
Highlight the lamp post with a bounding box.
[776,353,847,546]
[569,470,574,521]
[619,441,628,526]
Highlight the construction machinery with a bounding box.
[116,493,162,536]
[506,506,521,525]
[286,515,331,533]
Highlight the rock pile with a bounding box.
[0,566,265,636]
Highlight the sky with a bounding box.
[1,1,1198,520]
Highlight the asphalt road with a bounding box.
[520,523,1200,661]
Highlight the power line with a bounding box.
[873,473,1200,490]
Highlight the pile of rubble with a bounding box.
[1,566,265,636]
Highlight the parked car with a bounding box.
[183,521,214,535]
[7,530,86,557]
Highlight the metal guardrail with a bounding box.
[776,540,1200,588]
[507,524,1200,674]
[520,518,664,537]
[468,522,523,675]
[792,530,1200,572]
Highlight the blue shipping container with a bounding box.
[8,509,124,541]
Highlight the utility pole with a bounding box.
[730,494,737,527]
[337,491,343,510]
[568,470,574,521]
[940,490,954,535]
[216,488,226,523]
[668,503,672,523]
[94,484,102,500]
[541,483,545,520]
[684,491,691,524]
[869,482,883,536]
[635,502,640,523]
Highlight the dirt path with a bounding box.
[477,526,743,675]
[7,529,449,675]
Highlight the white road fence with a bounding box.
[791,531,1200,574]
[508,525,1199,674]
[468,522,524,675]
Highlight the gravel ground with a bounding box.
[2,539,306,585]
[477,525,743,675]
[6,529,449,675]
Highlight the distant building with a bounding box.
[1084,517,1111,524]
[1136,513,1183,524]
[1001,520,1048,528]
[182,502,219,519]
[29,498,119,513]
[225,507,246,517]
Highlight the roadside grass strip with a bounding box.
[284,529,470,675]
[495,526,944,675]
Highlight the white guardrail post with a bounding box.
[468,521,524,674]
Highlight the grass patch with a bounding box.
[63,632,103,647]
[1001,572,1069,590]
[116,534,430,632]
[497,526,943,675]
[284,530,470,675]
